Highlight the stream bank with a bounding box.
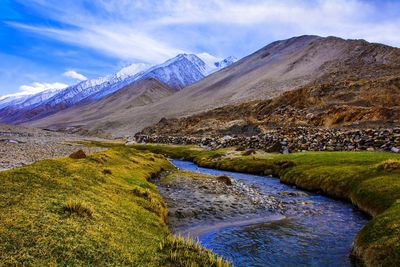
[133,143,400,266]
[155,159,368,266]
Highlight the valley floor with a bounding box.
[1,137,399,266]
[132,143,400,266]
[0,124,105,170]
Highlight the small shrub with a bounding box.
[131,187,167,222]
[69,149,87,159]
[377,160,400,171]
[131,187,151,199]
[63,199,93,218]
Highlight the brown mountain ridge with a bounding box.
[140,74,400,136]
[28,35,400,136]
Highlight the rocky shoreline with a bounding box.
[153,170,279,233]
[135,127,400,153]
[154,163,325,237]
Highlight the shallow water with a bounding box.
[171,159,369,267]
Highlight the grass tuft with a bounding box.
[102,168,112,175]
[159,234,231,267]
[63,199,93,218]
[377,160,400,171]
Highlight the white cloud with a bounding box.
[8,0,400,66]
[63,70,87,81]
[8,21,183,63]
[19,82,68,94]
[0,82,68,101]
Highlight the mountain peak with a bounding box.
[214,56,238,69]
[0,51,237,123]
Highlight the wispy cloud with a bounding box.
[0,82,68,100]
[2,0,400,96]
[63,70,87,81]
[8,0,400,65]
[19,82,68,94]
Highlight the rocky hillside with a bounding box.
[140,74,400,136]
[30,35,400,136]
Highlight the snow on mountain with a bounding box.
[0,95,31,109]
[0,53,236,114]
[214,56,238,70]
[196,53,237,75]
[130,54,207,90]
[10,88,63,109]
[40,63,154,107]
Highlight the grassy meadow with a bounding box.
[0,145,230,266]
[132,144,400,266]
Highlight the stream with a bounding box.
[167,160,369,267]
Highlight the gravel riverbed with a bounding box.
[0,124,106,171]
[154,161,324,235]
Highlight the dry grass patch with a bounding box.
[159,234,231,267]
[377,160,400,171]
[63,199,93,218]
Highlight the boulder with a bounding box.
[69,149,87,159]
[391,147,400,153]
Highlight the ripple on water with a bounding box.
[171,160,369,267]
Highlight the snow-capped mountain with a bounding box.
[14,88,65,109]
[128,54,208,91]
[214,56,237,69]
[0,53,236,123]
[0,95,31,109]
[36,53,234,108]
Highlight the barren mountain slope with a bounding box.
[30,79,174,135]
[30,35,400,136]
[140,74,400,136]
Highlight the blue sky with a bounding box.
[1,0,400,97]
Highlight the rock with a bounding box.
[69,149,87,159]
[282,147,289,154]
[135,127,400,153]
[367,147,375,151]
[1,139,20,144]
[216,175,233,186]
[125,140,137,145]
[223,135,233,141]
[391,147,400,153]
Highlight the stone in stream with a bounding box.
[216,175,233,185]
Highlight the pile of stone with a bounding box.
[135,127,400,153]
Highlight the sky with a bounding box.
[1,0,400,97]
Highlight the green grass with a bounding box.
[132,144,400,266]
[0,145,231,266]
